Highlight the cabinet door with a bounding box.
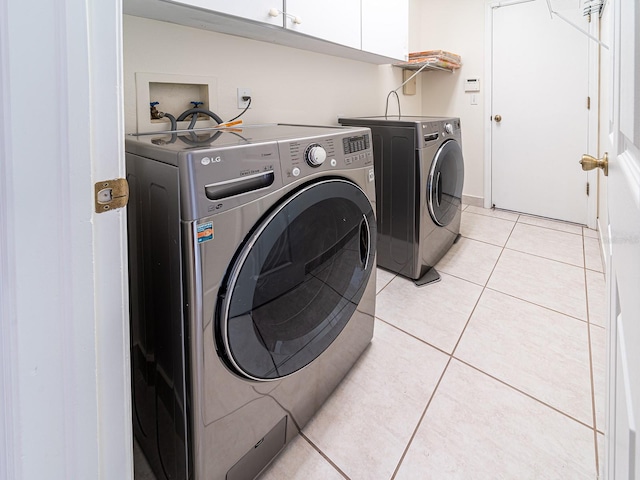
[286,0,361,50]
[361,0,408,60]
[166,0,283,26]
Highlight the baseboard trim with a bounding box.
[462,195,484,208]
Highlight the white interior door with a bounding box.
[606,0,640,476]
[0,0,131,478]
[490,0,591,224]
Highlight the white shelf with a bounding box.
[393,60,459,73]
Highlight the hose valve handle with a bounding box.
[150,102,163,120]
[190,101,204,108]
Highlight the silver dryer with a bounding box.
[339,116,464,285]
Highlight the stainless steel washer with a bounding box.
[339,116,464,285]
[125,124,377,479]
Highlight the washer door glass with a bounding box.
[218,179,376,381]
[427,139,464,227]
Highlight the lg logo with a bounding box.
[200,156,222,166]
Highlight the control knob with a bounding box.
[444,123,454,135]
[305,143,327,167]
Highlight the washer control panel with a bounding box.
[127,125,375,219]
[280,130,373,183]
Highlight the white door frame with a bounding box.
[484,0,599,229]
[0,0,132,478]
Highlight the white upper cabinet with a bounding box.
[361,0,408,61]
[285,0,361,50]
[165,0,282,26]
[123,0,408,63]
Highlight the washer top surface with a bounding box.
[126,123,362,153]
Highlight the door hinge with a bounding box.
[586,182,590,196]
[94,178,129,213]
[587,96,591,109]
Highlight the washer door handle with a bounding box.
[435,171,442,207]
[359,214,371,271]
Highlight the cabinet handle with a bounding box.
[268,8,302,24]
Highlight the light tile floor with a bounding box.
[136,206,607,480]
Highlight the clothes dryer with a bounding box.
[125,124,377,479]
[339,116,464,285]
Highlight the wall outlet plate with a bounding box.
[237,88,251,109]
[135,72,218,133]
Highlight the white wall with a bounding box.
[123,14,424,132]
[416,0,487,202]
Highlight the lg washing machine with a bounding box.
[125,124,377,479]
[339,116,464,285]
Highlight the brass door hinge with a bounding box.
[587,96,591,109]
[94,178,129,213]
[586,182,590,196]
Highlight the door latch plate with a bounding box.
[94,178,129,213]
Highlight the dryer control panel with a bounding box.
[420,118,461,148]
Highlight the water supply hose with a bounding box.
[177,107,224,129]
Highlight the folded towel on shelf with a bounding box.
[408,50,462,65]
[403,56,461,70]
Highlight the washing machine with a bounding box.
[339,116,464,285]
[125,124,377,480]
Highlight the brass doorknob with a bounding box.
[494,114,502,123]
[580,152,608,176]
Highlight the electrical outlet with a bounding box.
[237,88,251,109]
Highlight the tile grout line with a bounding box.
[389,356,454,480]
[453,358,597,432]
[502,245,586,270]
[449,212,519,358]
[583,232,601,478]
[517,224,586,237]
[382,210,599,478]
[469,208,588,237]
[457,211,601,475]
[483,285,590,325]
[453,214,604,456]
[464,207,520,222]
[389,215,520,479]
[375,316,453,358]
[298,432,351,480]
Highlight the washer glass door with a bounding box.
[218,179,376,381]
[427,139,464,227]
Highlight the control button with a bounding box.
[201,157,211,165]
[292,167,301,177]
[345,157,353,165]
[444,123,453,135]
[368,169,375,182]
[330,159,337,167]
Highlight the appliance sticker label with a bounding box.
[197,222,214,243]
